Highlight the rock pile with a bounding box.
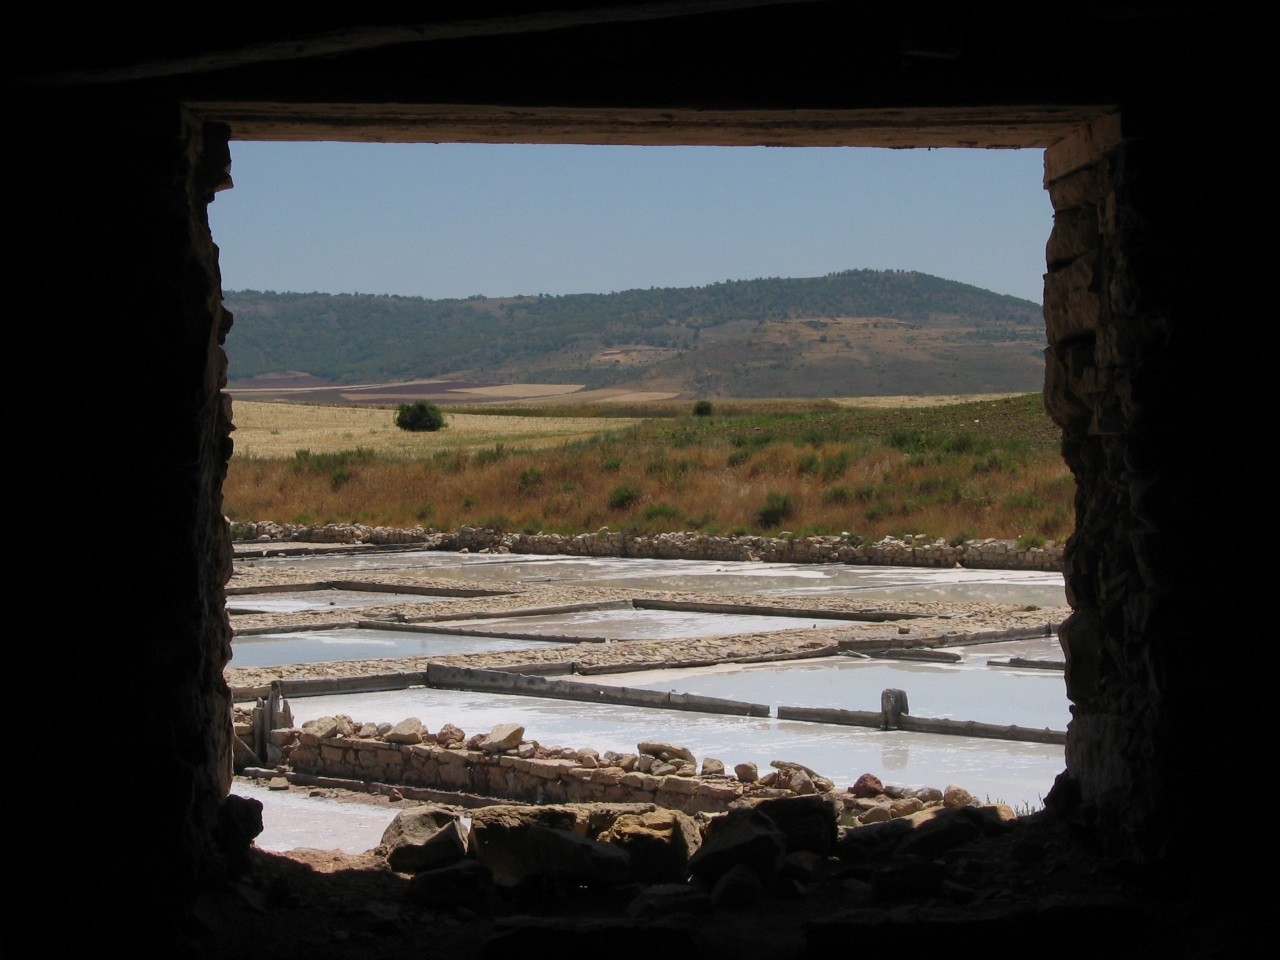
[365,785,1017,914]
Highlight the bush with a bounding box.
[643,501,680,521]
[692,399,714,417]
[394,401,445,432]
[755,491,795,528]
[473,443,507,466]
[607,483,640,510]
[821,485,852,504]
[292,447,377,473]
[818,450,851,481]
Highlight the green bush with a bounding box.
[972,453,1020,475]
[692,399,714,417]
[473,443,507,466]
[607,483,640,510]
[394,401,445,432]
[292,447,377,473]
[818,450,851,481]
[821,485,852,504]
[643,501,680,521]
[1005,490,1043,508]
[755,491,795,528]
[432,449,467,473]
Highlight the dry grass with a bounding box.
[223,393,1075,544]
[230,400,640,459]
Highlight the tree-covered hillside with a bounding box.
[223,269,1046,396]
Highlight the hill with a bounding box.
[222,269,1046,399]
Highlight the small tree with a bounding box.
[394,401,445,432]
[692,399,714,417]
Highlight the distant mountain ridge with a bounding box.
[223,269,1046,398]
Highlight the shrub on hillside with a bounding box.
[755,491,795,528]
[607,483,640,510]
[394,401,445,432]
[692,399,714,417]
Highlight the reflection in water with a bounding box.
[881,744,910,770]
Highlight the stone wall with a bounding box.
[243,710,979,824]
[16,100,240,932]
[1040,109,1257,872]
[233,522,1065,572]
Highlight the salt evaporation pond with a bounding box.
[231,546,1069,851]
[588,637,1069,730]
[238,683,1062,851]
[234,550,1067,607]
[231,778,400,853]
[227,601,868,667]
[441,606,866,641]
[229,627,555,668]
[226,587,466,615]
[277,684,1064,812]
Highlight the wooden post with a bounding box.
[267,680,293,731]
[881,688,909,730]
[252,696,267,765]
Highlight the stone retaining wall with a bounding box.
[289,737,750,814]
[261,718,823,817]
[241,710,967,821]
[232,522,1065,571]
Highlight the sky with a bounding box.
[208,141,1052,305]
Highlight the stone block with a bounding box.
[656,776,699,796]
[527,759,575,780]
[1046,205,1099,268]
[1044,254,1100,343]
[695,782,741,802]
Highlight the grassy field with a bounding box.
[224,393,1074,545]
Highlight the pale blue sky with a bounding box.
[209,142,1051,304]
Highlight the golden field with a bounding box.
[230,400,641,459]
